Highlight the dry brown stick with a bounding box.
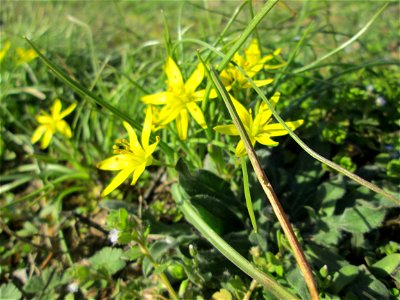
[210,68,320,300]
[39,252,54,270]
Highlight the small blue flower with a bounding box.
[108,228,119,244]
[67,282,79,293]
[375,96,386,107]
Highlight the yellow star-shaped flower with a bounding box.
[16,47,38,65]
[97,106,159,197]
[220,39,282,89]
[31,99,77,149]
[142,57,216,140]
[214,92,304,157]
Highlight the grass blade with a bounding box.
[242,157,258,233]
[217,0,280,71]
[294,3,388,74]
[25,38,173,157]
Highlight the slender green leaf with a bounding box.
[172,184,299,300]
[294,3,389,73]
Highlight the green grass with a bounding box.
[1,1,399,299]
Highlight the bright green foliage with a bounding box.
[89,247,126,275]
[1,1,399,300]
[0,283,22,300]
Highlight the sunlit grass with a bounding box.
[1,1,399,299]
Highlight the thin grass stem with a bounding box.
[241,157,258,233]
[236,63,400,205]
[294,3,388,74]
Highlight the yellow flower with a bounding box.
[16,47,38,65]
[220,39,281,89]
[214,92,304,157]
[142,57,216,140]
[97,107,159,197]
[0,41,11,63]
[31,99,77,149]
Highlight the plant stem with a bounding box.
[243,279,258,300]
[241,157,258,233]
[209,68,320,300]
[140,245,179,300]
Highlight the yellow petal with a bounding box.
[253,92,280,128]
[220,69,234,86]
[16,48,37,65]
[101,167,134,197]
[193,88,218,100]
[243,78,273,88]
[268,92,281,108]
[41,130,53,149]
[51,99,62,117]
[97,155,134,170]
[259,54,275,64]
[185,63,204,92]
[246,63,264,76]
[264,63,286,70]
[141,92,174,105]
[130,163,146,185]
[31,125,47,144]
[165,57,184,89]
[214,124,239,136]
[244,39,261,66]
[235,140,247,157]
[208,89,218,98]
[158,104,184,126]
[56,120,72,138]
[0,41,11,62]
[59,102,77,119]
[123,121,140,148]
[176,109,189,140]
[212,289,232,300]
[231,97,251,128]
[36,114,52,124]
[255,134,279,147]
[233,52,245,67]
[273,48,282,56]
[263,120,304,137]
[186,102,207,129]
[145,136,160,156]
[141,106,152,148]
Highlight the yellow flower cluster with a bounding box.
[30,39,302,196]
[0,40,38,65]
